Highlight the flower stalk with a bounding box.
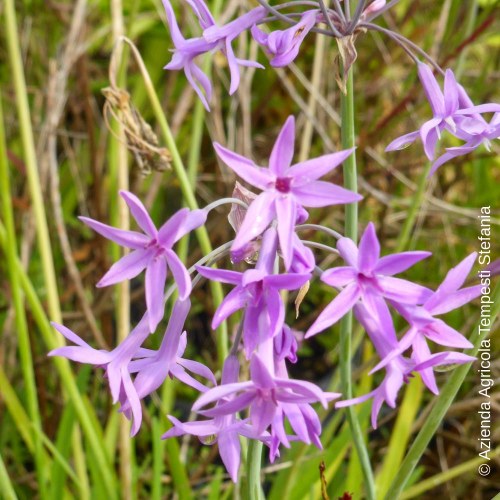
[339,66,376,499]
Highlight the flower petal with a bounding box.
[305,283,360,337]
[119,190,157,238]
[164,250,191,300]
[269,116,295,176]
[378,276,432,304]
[195,265,243,285]
[79,217,149,249]
[288,148,355,184]
[375,251,431,276]
[213,142,274,190]
[145,258,168,332]
[358,223,380,273]
[97,249,152,287]
[337,238,358,267]
[212,287,247,328]
[232,192,276,252]
[292,180,362,208]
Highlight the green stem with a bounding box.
[247,440,263,500]
[0,222,118,499]
[122,39,228,361]
[0,96,47,497]
[339,69,376,500]
[4,0,61,324]
[0,451,17,500]
[386,284,500,499]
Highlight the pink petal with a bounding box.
[305,283,360,338]
[375,251,431,276]
[269,116,295,176]
[213,143,274,190]
[292,181,362,208]
[97,249,152,287]
[358,223,380,273]
[79,217,149,249]
[145,258,168,332]
[275,195,296,270]
[119,190,157,238]
[288,148,355,184]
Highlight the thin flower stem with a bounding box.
[332,0,346,22]
[115,37,229,362]
[110,0,134,496]
[318,0,344,38]
[339,66,376,500]
[0,95,47,497]
[296,223,343,240]
[204,197,249,213]
[344,0,351,20]
[349,0,366,32]
[4,0,62,324]
[302,240,340,255]
[247,440,264,500]
[386,284,500,499]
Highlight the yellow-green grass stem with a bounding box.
[339,66,376,500]
[0,222,118,500]
[0,95,48,497]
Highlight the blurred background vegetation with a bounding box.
[0,0,499,498]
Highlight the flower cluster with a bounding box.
[48,0,495,487]
[51,114,481,480]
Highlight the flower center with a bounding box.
[275,177,292,193]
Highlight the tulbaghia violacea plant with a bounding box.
[48,0,496,494]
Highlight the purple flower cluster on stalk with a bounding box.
[47,0,497,486]
[386,63,500,174]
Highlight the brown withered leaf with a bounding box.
[295,280,310,318]
[334,33,362,94]
[102,86,171,176]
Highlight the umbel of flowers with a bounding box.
[50,0,497,486]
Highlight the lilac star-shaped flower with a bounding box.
[306,223,432,338]
[121,299,215,414]
[336,302,475,427]
[251,10,318,67]
[371,252,481,374]
[213,115,362,268]
[49,314,151,435]
[386,63,500,172]
[162,356,262,482]
[162,0,265,109]
[196,228,310,356]
[80,190,206,331]
[193,354,335,434]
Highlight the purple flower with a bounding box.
[336,302,475,427]
[122,299,215,412]
[386,63,500,172]
[371,252,481,374]
[202,7,266,94]
[162,0,217,109]
[193,354,334,434]
[196,228,311,356]
[306,223,432,338]
[162,0,265,109]
[213,115,361,268]
[162,355,262,482]
[80,190,206,332]
[49,315,151,435]
[429,112,500,175]
[251,10,318,67]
